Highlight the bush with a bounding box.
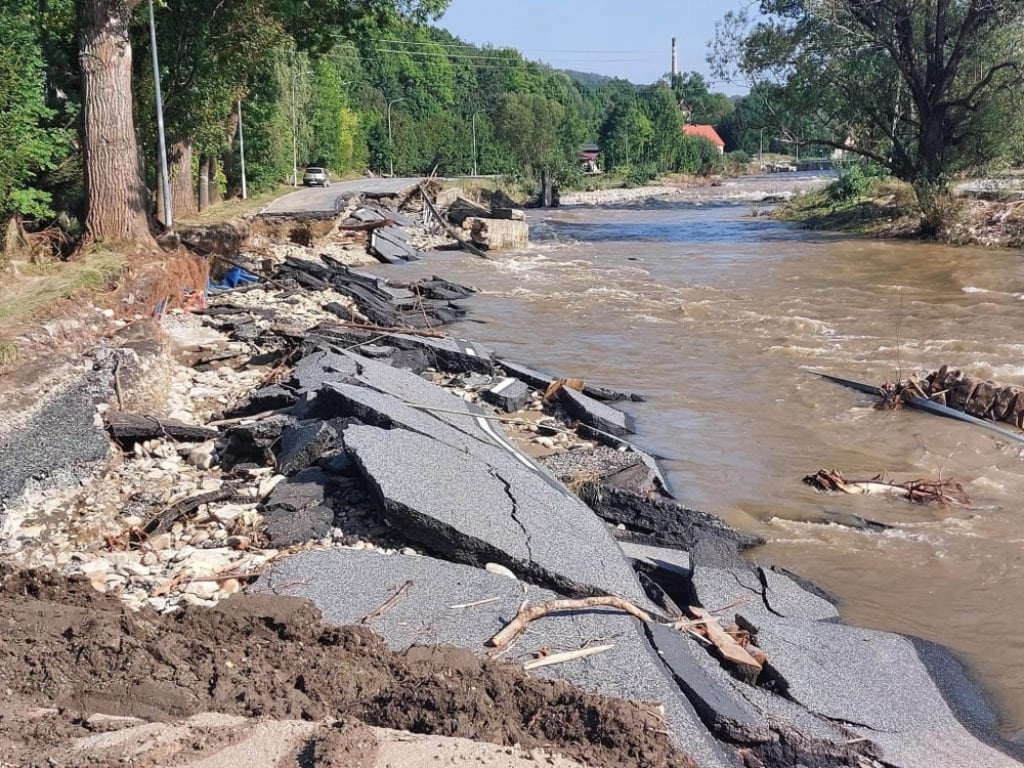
[623,163,658,187]
[827,165,870,202]
[728,149,751,165]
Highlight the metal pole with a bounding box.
[387,97,405,177]
[759,127,766,168]
[148,0,172,229]
[238,99,248,200]
[291,68,298,187]
[472,112,479,176]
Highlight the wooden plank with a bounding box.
[688,606,762,672]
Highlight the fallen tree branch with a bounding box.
[522,644,614,670]
[360,579,413,624]
[803,468,972,507]
[488,596,655,648]
[486,595,765,674]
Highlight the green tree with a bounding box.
[711,0,1024,223]
[494,93,566,175]
[0,2,70,222]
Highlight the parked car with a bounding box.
[302,167,331,187]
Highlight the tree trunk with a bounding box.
[78,0,153,245]
[170,141,198,219]
[207,154,221,205]
[198,153,210,211]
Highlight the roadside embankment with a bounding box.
[0,186,1021,768]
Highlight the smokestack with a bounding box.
[671,37,678,78]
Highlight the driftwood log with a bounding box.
[803,468,972,506]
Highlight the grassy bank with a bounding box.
[773,178,920,236]
[775,174,1024,248]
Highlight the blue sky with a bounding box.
[436,0,750,93]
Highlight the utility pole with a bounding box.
[148,0,172,229]
[671,37,678,79]
[387,97,406,177]
[471,111,481,176]
[238,99,248,200]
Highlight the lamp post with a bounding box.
[471,111,482,177]
[759,127,768,169]
[387,97,406,177]
[147,0,172,228]
[290,61,312,187]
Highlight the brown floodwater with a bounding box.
[378,188,1024,739]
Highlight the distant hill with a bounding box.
[561,69,615,89]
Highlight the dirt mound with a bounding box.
[0,565,693,768]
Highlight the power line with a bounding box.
[371,37,662,54]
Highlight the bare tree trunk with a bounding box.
[207,154,221,205]
[78,0,153,245]
[198,153,210,211]
[170,141,198,219]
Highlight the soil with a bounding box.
[0,565,694,768]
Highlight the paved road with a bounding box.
[261,177,422,217]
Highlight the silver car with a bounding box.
[302,167,331,187]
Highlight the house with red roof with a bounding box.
[682,124,726,154]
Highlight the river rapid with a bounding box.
[380,183,1024,739]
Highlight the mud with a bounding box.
[0,565,693,768]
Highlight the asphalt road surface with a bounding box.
[261,177,422,216]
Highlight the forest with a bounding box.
[2,0,747,249]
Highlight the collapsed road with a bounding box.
[0,187,1022,768]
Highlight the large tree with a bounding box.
[711,0,1024,214]
[76,0,448,245]
[78,0,152,244]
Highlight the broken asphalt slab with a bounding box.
[343,424,652,606]
[254,549,734,768]
[646,623,884,767]
[579,482,759,565]
[556,385,635,438]
[753,617,1024,768]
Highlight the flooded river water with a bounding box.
[382,187,1024,739]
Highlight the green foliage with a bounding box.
[827,165,870,203]
[712,0,1024,206]
[623,163,658,187]
[0,3,72,221]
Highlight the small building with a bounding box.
[682,124,726,154]
[579,143,601,174]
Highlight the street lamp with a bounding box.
[759,127,768,169]
[387,97,406,177]
[147,0,172,228]
[290,61,312,187]
[471,111,482,177]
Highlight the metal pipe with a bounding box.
[148,0,172,229]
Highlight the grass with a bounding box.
[774,178,920,236]
[174,185,292,226]
[0,246,125,327]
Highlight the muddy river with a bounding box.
[381,185,1024,739]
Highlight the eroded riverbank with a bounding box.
[1,181,1022,767]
